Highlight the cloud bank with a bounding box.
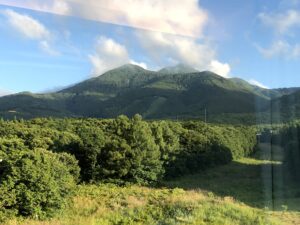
[1,0,231,77]
[0,0,207,37]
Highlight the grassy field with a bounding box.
[5,184,277,225]
[164,143,300,224]
[4,144,300,225]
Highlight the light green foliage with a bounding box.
[0,138,78,221]
[5,184,277,225]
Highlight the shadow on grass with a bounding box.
[163,144,300,212]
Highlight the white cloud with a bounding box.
[88,36,151,75]
[257,8,300,59]
[39,40,60,56]
[48,0,70,15]
[137,32,213,66]
[0,0,208,37]
[4,9,50,40]
[136,31,231,77]
[258,10,300,34]
[0,0,71,15]
[256,40,300,59]
[248,79,269,89]
[1,0,231,76]
[208,60,231,78]
[89,36,136,75]
[0,89,13,97]
[129,60,148,70]
[3,9,59,55]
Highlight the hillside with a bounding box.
[0,64,291,122]
[271,90,300,122]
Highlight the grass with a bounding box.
[164,158,272,207]
[4,184,276,225]
[163,143,300,224]
[4,143,300,225]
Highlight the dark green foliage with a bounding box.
[259,121,300,183]
[97,115,163,184]
[267,88,300,123]
[0,117,257,185]
[150,121,181,163]
[0,138,78,221]
[285,141,300,181]
[74,125,106,182]
[163,122,257,178]
[271,122,300,181]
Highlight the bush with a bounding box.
[0,138,78,221]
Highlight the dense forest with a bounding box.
[0,115,258,221]
[260,121,300,182]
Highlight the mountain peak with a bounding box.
[114,63,147,72]
[159,63,198,74]
[92,64,147,78]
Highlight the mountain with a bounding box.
[229,78,280,99]
[158,63,199,74]
[272,87,300,96]
[0,64,290,123]
[60,64,158,96]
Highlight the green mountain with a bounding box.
[271,90,300,122]
[0,64,293,123]
[229,78,281,99]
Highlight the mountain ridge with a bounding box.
[0,63,299,123]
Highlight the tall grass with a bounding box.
[4,184,277,225]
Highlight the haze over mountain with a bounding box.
[0,64,299,123]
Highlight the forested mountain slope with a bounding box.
[0,64,294,122]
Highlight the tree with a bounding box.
[74,125,106,182]
[97,115,163,184]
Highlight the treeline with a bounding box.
[0,116,257,220]
[265,121,300,182]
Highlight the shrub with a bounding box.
[0,138,78,221]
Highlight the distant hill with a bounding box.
[271,90,300,122]
[272,87,300,96]
[0,63,297,123]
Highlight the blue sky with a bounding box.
[0,0,300,94]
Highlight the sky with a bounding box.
[0,0,300,95]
